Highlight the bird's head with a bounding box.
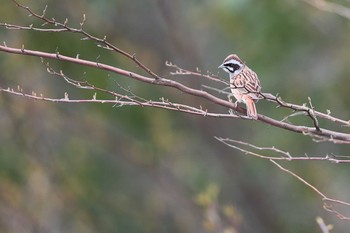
[218,54,244,77]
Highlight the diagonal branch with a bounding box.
[168,63,350,128]
[9,0,161,80]
[0,86,241,118]
[215,137,350,163]
[216,135,350,220]
[1,44,350,143]
[1,0,350,143]
[271,160,350,220]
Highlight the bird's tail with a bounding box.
[245,97,258,120]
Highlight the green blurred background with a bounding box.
[1,0,350,232]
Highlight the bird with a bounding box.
[218,54,262,119]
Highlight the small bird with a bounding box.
[218,54,262,119]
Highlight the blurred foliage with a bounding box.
[195,183,242,232]
[1,0,350,232]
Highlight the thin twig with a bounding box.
[215,137,350,163]
[10,0,161,80]
[270,160,350,220]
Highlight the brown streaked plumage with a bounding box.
[218,54,262,119]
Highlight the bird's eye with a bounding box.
[225,63,241,72]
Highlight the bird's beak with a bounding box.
[218,64,224,69]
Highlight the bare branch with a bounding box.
[1,1,349,143]
[1,43,350,142]
[215,135,350,220]
[215,137,350,163]
[270,160,350,220]
[323,204,350,221]
[166,61,228,85]
[1,0,350,225]
[264,94,350,127]
[170,64,350,128]
[0,85,243,118]
[9,0,161,80]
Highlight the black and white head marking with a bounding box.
[222,59,244,76]
[219,54,245,77]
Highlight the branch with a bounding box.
[168,62,350,128]
[1,0,350,225]
[166,61,228,85]
[215,137,350,163]
[271,160,350,221]
[8,0,161,80]
[215,135,350,221]
[1,43,350,143]
[0,86,240,118]
[5,2,349,129]
[1,1,349,143]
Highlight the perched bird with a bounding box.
[218,54,262,119]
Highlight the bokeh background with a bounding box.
[1,0,350,232]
